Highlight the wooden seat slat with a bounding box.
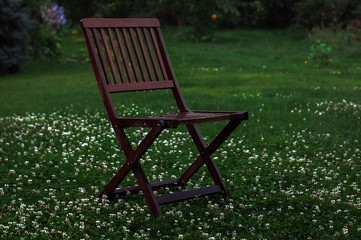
[116,111,248,128]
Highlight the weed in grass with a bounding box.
[308,40,333,68]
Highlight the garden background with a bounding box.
[1,0,361,239]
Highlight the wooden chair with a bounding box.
[80,18,248,217]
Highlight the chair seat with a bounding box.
[116,110,248,128]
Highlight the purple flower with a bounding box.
[41,4,67,33]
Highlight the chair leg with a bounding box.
[132,162,162,217]
[180,119,243,197]
[99,124,164,198]
[99,119,242,217]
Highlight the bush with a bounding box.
[178,0,219,41]
[296,0,361,64]
[219,0,300,28]
[309,28,361,60]
[58,0,96,25]
[25,0,66,58]
[294,0,361,31]
[234,1,265,28]
[259,0,300,28]
[86,0,239,41]
[60,0,241,41]
[308,40,333,67]
[0,0,33,74]
[166,0,241,41]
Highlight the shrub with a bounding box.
[25,0,66,58]
[41,4,66,33]
[61,0,241,41]
[235,1,265,28]
[308,40,333,67]
[309,28,361,60]
[58,0,96,25]
[221,0,300,28]
[180,0,219,41]
[297,0,361,62]
[260,0,300,28]
[0,0,33,74]
[294,0,361,31]
[96,0,240,41]
[169,0,241,41]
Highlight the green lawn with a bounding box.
[0,27,360,239]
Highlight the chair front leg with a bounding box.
[99,123,165,198]
[132,162,162,217]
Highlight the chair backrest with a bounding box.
[80,18,188,124]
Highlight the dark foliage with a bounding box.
[260,0,301,28]
[24,0,64,58]
[59,0,98,25]
[294,0,361,30]
[0,0,33,74]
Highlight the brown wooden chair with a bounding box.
[80,18,248,217]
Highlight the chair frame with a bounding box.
[81,18,248,217]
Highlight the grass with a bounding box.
[0,27,360,239]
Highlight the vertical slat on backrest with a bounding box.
[129,28,148,82]
[154,26,188,112]
[100,28,119,84]
[142,28,162,81]
[108,28,126,83]
[149,28,169,80]
[114,28,134,83]
[136,28,155,82]
[83,26,118,122]
[82,19,182,94]
[121,28,141,82]
[155,27,174,82]
[84,27,106,87]
[92,28,112,84]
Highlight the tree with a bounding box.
[0,0,33,74]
